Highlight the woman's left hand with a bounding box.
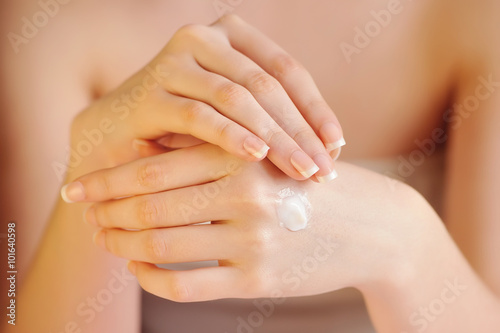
[62,143,443,302]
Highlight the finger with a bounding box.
[156,134,205,149]
[214,15,346,158]
[129,262,243,302]
[161,58,320,180]
[193,33,337,182]
[94,224,237,264]
[61,144,241,203]
[86,182,234,229]
[133,92,270,162]
[132,138,170,157]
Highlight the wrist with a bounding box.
[357,193,467,332]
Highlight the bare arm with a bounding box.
[444,74,500,298]
[0,2,141,332]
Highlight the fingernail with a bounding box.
[326,137,346,152]
[320,122,343,148]
[84,206,97,226]
[132,138,150,151]
[330,146,342,161]
[313,154,338,183]
[317,170,338,183]
[243,137,270,159]
[328,137,346,161]
[127,261,137,275]
[290,150,320,178]
[61,182,86,203]
[93,230,107,250]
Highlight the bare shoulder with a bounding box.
[0,0,197,273]
[0,0,105,275]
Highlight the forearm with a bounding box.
[361,209,500,332]
[4,165,141,332]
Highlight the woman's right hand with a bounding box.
[69,14,344,182]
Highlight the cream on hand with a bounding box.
[275,188,311,232]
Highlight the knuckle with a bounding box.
[175,24,207,42]
[216,13,243,27]
[137,162,166,189]
[261,125,287,145]
[215,82,248,107]
[243,270,272,297]
[306,98,329,112]
[94,174,113,197]
[234,183,273,217]
[247,71,280,93]
[168,273,192,302]
[213,120,236,142]
[183,101,207,129]
[156,54,179,71]
[145,230,168,262]
[291,126,314,143]
[271,54,302,77]
[136,197,161,228]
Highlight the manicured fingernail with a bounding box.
[132,138,150,151]
[243,137,270,159]
[317,170,338,183]
[313,154,338,183]
[290,150,320,178]
[127,261,137,275]
[327,137,346,161]
[93,230,107,250]
[84,206,97,226]
[326,137,346,152]
[61,182,86,203]
[320,122,343,147]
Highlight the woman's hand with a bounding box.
[62,143,440,302]
[69,14,344,184]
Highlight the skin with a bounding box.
[1,0,499,332]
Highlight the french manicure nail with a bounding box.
[291,150,320,178]
[317,170,338,183]
[61,182,86,203]
[313,154,338,183]
[326,137,346,152]
[327,137,346,161]
[244,137,270,159]
[320,122,343,147]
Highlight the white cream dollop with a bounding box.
[276,188,311,232]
